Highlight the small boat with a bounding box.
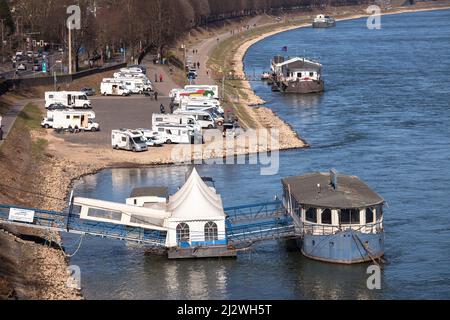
[261,72,271,81]
[313,15,336,28]
[282,170,385,264]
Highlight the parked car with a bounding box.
[17,64,27,71]
[47,103,68,111]
[81,87,96,96]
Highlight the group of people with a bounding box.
[154,73,164,83]
[159,102,175,115]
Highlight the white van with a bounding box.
[45,91,92,109]
[153,123,203,144]
[173,110,218,129]
[101,79,131,96]
[112,129,148,152]
[152,113,201,132]
[41,110,99,131]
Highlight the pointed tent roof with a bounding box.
[168,169,225,220]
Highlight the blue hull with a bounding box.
[298,230,384,264]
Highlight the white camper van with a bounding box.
[180,97,224,114]
[112,129,149,152]
[153,123,203,144]
[101,79,131,96]
[152,113,201,132]
[41,110,99,131]
[45,91,92,109]
[173,110,218,129]
[119,78,152,94]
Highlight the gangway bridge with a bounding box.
[0,200,297,251]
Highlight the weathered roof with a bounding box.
[282,173,384,209]
[275,57,322,71]
[130,187,169,199]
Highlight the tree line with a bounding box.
[3,0,372,70]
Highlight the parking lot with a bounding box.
[53,95,172,147]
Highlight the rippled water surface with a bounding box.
[66,10,450,300]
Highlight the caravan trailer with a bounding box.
[101,79,131,96]
[41,110,99,131]
[45,91,92,109]
[112,129,149,152]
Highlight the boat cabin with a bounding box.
[282,170,385,264]
[271,57,322,82]
[282,171,384,235]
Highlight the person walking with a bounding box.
[160,104,166,114]
[154,91,158,101]
[170,102,175,114]
[0,126,4,141]
[159,74,163,83]
[197,62,200,70]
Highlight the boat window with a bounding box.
[297,73,301,78]
[71,205,82,215]
[340,209,360,225]
[306,208,317,223]
[87,208,122,221]
[322,209,332,225]
[177,223,190,243]
[130,215,154,226]
[366,208,375,224]
[376,206,384,221]
[204,221,219,242]
[310,72,314,77]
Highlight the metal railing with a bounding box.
[225,200,287,223]
[302,221,384,236]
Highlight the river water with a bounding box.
[66,9,450,300]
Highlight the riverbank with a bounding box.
[1,2,449,300]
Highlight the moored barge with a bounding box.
[282,170,385,264]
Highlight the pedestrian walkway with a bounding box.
[0,99,37,148]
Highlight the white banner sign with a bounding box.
[9,208,35,223]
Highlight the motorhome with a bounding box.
[173,109,218,129]
[112,129,149,152]
[180,97,224,114]
[118,77,152,94]
[114,72,147,79]
[184,85,219,99]
[45,91,92,109]
[135,129,166,147]
[120,67,143,74]
[100,79,131,96]
[153,123,203,144]
[41,110,99,131]
[152,113,201,132]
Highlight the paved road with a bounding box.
[56,95,172,147]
